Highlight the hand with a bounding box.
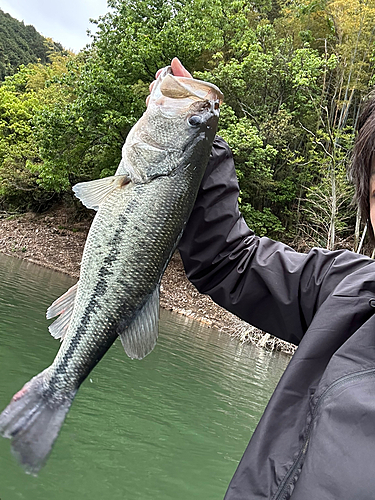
[146,58,192,106]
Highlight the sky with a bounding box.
[0,0,110,53]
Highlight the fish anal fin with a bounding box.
[119,286,160,360]
[72,175,131,210]
[46,283,78,341]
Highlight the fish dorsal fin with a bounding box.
[46,283,78,341]
[72,174,131,210]
[118,286,160,360]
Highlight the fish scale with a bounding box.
[0,65,222,474]
[49,175,196,391]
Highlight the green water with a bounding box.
[0,253,289,500]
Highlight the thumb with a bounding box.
[171,58,192,78]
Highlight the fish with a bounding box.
[0,66,222,474]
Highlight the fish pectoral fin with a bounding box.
[72,174,131,210]
[46,282,78,341]
[119,286,160,360]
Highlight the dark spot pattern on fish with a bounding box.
[47,284,115,391]
[47,209,136,391]
[47,134,216,396]
[98,267,112,278]
[93,281,108,297]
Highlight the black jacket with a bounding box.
[178,137,375,500]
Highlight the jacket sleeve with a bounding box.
[178,136,372,345]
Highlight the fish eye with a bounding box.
[188,115,202,127]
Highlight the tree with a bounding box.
[0,9,66,80]
[0,56,74,210]
[2,0,375,249]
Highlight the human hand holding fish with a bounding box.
[0,60,222,475]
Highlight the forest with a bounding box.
[0,9,65,80]
[0,0,375,252]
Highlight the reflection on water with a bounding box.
[0,253,289,500]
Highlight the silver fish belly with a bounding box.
[0,66,222,474]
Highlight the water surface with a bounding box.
[0,253,289,499]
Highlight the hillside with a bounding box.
[0,8,65,80]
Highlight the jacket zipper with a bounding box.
[272,368,375,500]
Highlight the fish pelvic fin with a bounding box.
[119,285,160,360]
[72,174,131,210]
[0,369,77,475]
[47,282,78,341]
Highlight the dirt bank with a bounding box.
[0,207,295,355]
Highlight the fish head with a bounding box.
[123,67,223,181]
[148,67,223,146]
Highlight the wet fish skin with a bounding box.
[0,66,222,474]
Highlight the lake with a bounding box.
[0,253,289,500]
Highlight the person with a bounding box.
[150,58,375,499]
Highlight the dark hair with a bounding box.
[349,94,375,241]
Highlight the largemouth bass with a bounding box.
[0,66,222,474]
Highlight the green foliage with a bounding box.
[219,117,278,210]
[0,58,74,210]
[241,205,285,237]
[1,0,375,248]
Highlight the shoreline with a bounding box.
[0,207,295,355]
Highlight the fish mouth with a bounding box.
[159,73,223,103]
[149,67,223,117]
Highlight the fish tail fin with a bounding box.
[0,369,76,475]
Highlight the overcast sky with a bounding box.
[0,0,110,53]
